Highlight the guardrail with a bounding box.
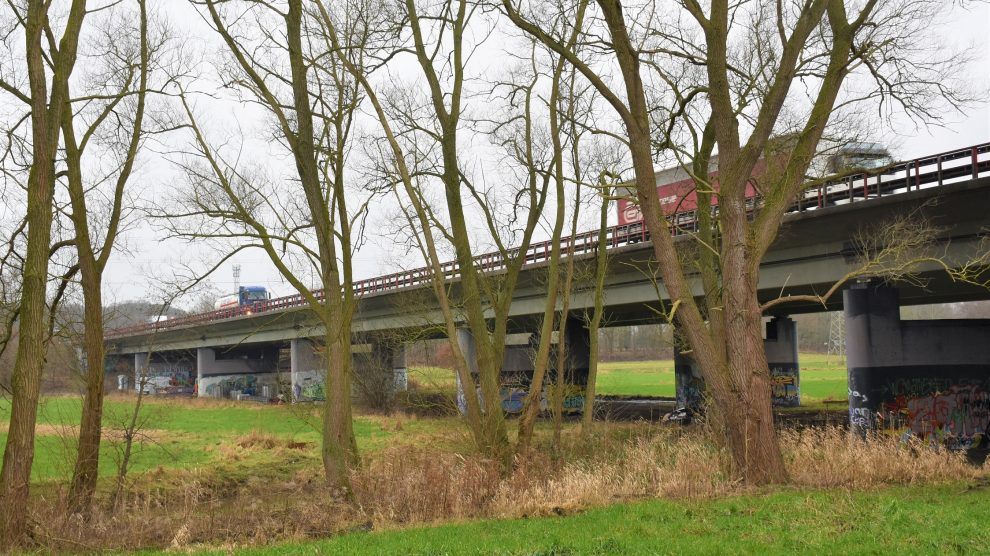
[106,142,990,339]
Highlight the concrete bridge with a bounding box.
[105,143,990,445]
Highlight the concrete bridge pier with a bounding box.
[290,338,325,401]
[844,283,990,447]
[134,352,148,390]
[558,318,591,414]
[454,319,591,415]
[765,316,800,407]
[674,316,801,410]
[352,341,409,402]
[372,342,408,392]
[673,334,704,412]
[105,354,135,391]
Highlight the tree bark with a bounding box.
[0,0,88,544]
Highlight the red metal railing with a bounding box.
[106,142,990,339]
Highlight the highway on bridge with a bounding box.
[106,143,990,355]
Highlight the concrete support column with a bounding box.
[365,341,408,393]
[454,327,478,414]
[196,348,211,396]
[290,338,324,401]
[562,317,591,414]
[388,343,408,392]
[765,316,800,407]
[673,334,704,411]
[105,354,135,391]
[844,283,903,434]
[134,352,148,392]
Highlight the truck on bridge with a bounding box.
[215,286,272,311]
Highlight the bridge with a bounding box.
[105,144,990,444]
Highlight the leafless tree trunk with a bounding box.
[65,0,153,515]
[166,0,369,493]
[516,6,589,455]
[581,175,611,435]
[0,0,88,544]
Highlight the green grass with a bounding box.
[220,482,989,555]
[0,395,445,484]
[408,365,457,392]
[596,353,849,404]
[0,430,212,483]
[596,360,676,398]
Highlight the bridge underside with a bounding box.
[103,176,990,448]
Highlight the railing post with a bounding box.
[914,160,920,189]
[973,147,979,179]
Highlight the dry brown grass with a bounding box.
[20,424,988,552]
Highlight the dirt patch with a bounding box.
[0,422,167,442]
[235,432,312,451]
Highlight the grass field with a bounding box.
[0,354,848,484]
[229,482,989,555]
[0,396,456,483]
[0,390,982,553]
[410,353,849,403]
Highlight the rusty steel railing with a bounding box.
[106,142,990,339]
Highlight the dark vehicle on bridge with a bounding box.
[215,286,272,311]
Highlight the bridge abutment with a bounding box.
[844,283,990,448]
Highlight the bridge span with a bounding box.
[104,144,990,445]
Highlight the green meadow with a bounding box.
[221,483,988,555]
[0,396,453,483]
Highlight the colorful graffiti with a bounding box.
[139,362,194,395]
[293,369,325,401]
[675,362,704,411]
[202,374,258,398]
[769,364,800,407]
[877,385,990,450]
[850,366,990,451]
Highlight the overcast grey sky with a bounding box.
[96,1,990,308]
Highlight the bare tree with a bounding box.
[322,0,554,465]
[62,0,167,514]
[0,0,89,544]
[502,0,977,484]
[515,31,590,452]
[162,0,373,493]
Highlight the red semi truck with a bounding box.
[616,157,764,226]
[618,143,893,226]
